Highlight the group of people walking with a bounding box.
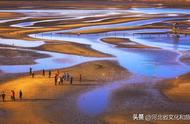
[54,72,74,85]
[1,67,82,102]
[29,68,82,86]
[1,90,23,102]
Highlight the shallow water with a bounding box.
[77,75,160,116]
[0,38,44,47]
[129,7,190,14]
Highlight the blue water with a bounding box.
[11,21,37,28]
[132,36,190,51]
[129,7,190,14]
[0,38,44,47]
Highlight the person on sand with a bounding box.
[55,74,58,85]
[29,67,32,75]
[11,90,16,101]
[1,91,6,102]
[70,77,73,85]
[48,70,51,78]
[42,69,45,76]
[57,76,61,85]
[65,73,68,81]
[60,76,63,85]
[67,73,70,81]
[63,73,66,80]
[19,90,23,100]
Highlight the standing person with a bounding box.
[19,90,23,100]
[29,67,32,75]
[63,73,66,80]
[55,74,58,85]
[67,73,70,81]
[57,76,61,85]
[48,70,51,78]
[64,73,67,80]
[1,91,5,102]
[60,76,63,85]
[42,69,45,76]
[70,77,73,85]
[11,90,15,101]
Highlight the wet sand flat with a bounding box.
[36,42,111,57]
[0,60,130,124]
[0,48,50,65]
[101,37,158,48]
[161,73,190,103]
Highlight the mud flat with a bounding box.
[161,73,190,103]
[36,42,111,57]
[101,37,158,48]
[179,51,190,65]
[0,60,130,124]
[0,48,50,65]
[101,74,190,124]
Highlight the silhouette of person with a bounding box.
[70,77,73,84]
[55,75,58,85]
[67,73,70,81]
[29,67,32,75]
[48,70,51,78]
[57,76,62,85]
[2,91,5,102]
[60,76,63,85]
[43,69,45,76]
[19,90,23,100]
[11,90,15,101]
